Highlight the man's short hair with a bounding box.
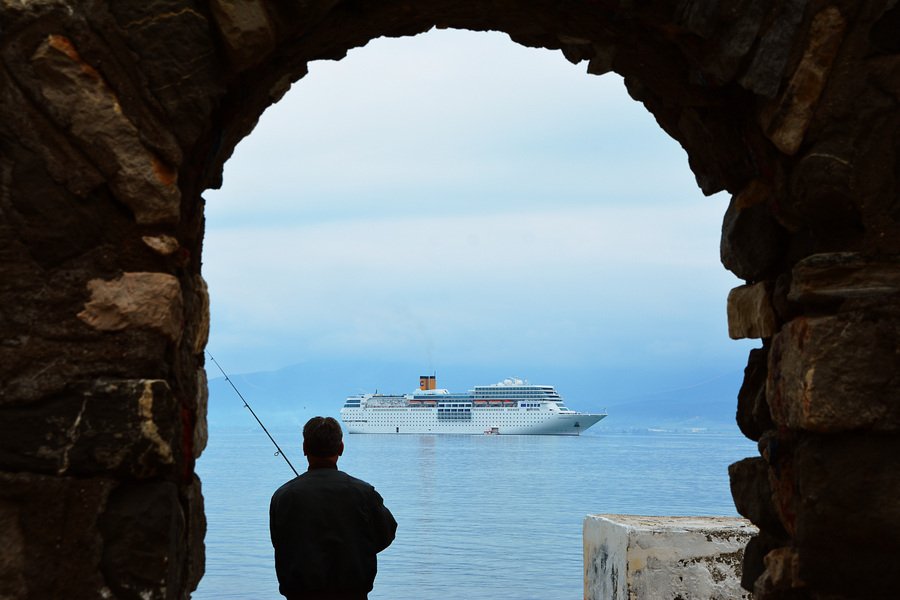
[303,416,343,457]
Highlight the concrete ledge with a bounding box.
[584,514,756,599]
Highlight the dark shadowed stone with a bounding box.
[761,7,847,156]
[793,434,900,596]
[0,329,171,406]
[0,379,182,477]
[676,106,759,195]
[0,471,114,599]
[770,272,797,325]
[870,2,900,53]
[29,35,182,225]
[756,429,800,538]
[209,0,276,71]
[721,183,787,281]
[740,531,786,593]
[107,0,225,147]
[184,476,207,592]
[739,0,809,98]
[697,0,772,84]
[782,145,860,242]
[736,347,774,440]
[789,252,900,305]
[676,0,721,38]
[729,457,787,536]
[100,481,186,600]
[767,314,900,432]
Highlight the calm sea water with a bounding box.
[194,428,756,599]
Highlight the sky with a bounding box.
[202,28,755,380]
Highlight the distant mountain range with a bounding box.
[206,358,747,434]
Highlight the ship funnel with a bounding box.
[419,375,436,391]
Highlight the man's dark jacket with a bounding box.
[270,467,397,599]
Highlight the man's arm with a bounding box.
[370,489,397,553]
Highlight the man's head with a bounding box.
[302,416,344,461]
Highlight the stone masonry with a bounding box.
[0,1,898,599]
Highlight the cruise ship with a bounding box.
[340,375,607,435]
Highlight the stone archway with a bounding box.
[1,1,897,598]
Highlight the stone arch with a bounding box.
[0,2,897,599]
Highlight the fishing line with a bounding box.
[206,351,299,477]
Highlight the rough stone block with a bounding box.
[740,532,786,594]
[78,272,184,343]
[738,0,807,97]
[29,35,181,224]
[0,471,114,599]
[761,7,847,155]
[729,457,786,536]
[584,515,756,600]
[767,314,900,432]
[789,252,900,304]
[736,347,775,440]
[791,434,900,596]
[727,282,778,339]
[209,0,276,70]
[720,180,786,281]
[99,481,188,600]
[194,368,209,459]
[0,379,181,477]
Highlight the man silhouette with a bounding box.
[270,416,397,600]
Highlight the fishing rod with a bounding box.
[206,351,299,477]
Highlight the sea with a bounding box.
[194,427,757,599]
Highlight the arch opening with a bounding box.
[198,28,757,597]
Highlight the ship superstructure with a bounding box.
[340,376,606,435]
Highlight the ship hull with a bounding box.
[340,407,606,435]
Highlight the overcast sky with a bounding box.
[202,28,754,378]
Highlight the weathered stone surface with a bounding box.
[740,532,786,594]
[107,1,225,148]
[754,546,802,596]
[767,314,900,432]
[738,0,808,97]
[209,0,276,71]
[0,471,115,599]
[870,2,900,54]
[78,272,184,343]
[99,481,186,600]
[584,515,756,600]
[194,368,209,459]
[727,282,778,339]
[789,252,900,304]
[791,434,900,596]
[721,180,787,281]
[30,35,181,224]
[736,347,775,440]
[762,7,847,155]
[143,234,181,256]
[191,274,211,354]
[729,457,786,536]
[184,476,207,592]
[783,142,861,243]
[696,0,771,84]
[0,379,181,477]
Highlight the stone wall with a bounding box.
[0,1,897,598]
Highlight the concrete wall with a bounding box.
[584,515,756,600]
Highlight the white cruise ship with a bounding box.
[340,375,606,435]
